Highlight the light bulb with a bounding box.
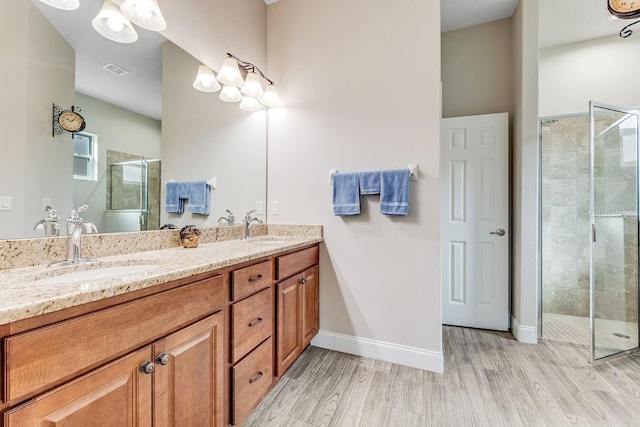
[240,96,264,112]
[241,72,265,98]
[216,57,244,87]
[120,0,167,31]
[260,84,282,107]
[107,15,125,32]
[135,3,153,19]
[193,65,221,93]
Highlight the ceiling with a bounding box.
[441,0,519,33]
[33,0,165,120]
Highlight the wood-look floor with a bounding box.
[244,326,640,426]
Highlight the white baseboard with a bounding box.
[311,330,444,373]
[511,315,537,344]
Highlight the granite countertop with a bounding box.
[0,236,322,325]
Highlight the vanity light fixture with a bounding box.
[37,0,79,10]
[193,65,222,93]
[210,53,282,109]
[219,85,243,103]
[120,0,167,31]
[92,0,138,44]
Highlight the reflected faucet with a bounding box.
[218,210,235,226]
[243,209,263,240]
[50,205,98,267]
[34,205,61,237]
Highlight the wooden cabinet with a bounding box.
[4,347,153,426]
[275,246,320,378]
[2,275,225,427]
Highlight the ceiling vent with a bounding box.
[102,63,129,76]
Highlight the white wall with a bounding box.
[73,93,162,231]
[161,41,267,228]
[540,35,640,117]
[267,0,443,371]
[511,0,539,343]
[442,18,513,119]
[0,0,75,240]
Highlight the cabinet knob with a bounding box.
[248,317,263,327]
[299,277,307,285]
[156,353,170,366]
[249,371,263,384]
[139,361,155,375]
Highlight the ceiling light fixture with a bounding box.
[37,0,79,10]
[193,65,222,93]
[120,0,167,31]
[92,0,138,44]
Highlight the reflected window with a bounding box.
[73,132,98,181]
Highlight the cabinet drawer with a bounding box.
[276,245,319,280]
[5,275,224,403]
[231,288,273,363]
[231,260,272,301]
[231,337,273,426]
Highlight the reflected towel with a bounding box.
[332,173,360,216]
[187,181,211,215]
[380,169,410,216]
[358,171,381,195]
[165,182,184,213]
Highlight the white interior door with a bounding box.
[441,113,509,331]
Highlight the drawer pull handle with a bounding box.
[299,277,307,285]
[156,353,170,366]
[139,361,155,375]
[249,317,263,327]
[249,371,263,384]
[249,274,264,283]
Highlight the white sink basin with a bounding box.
[31,265,159,286]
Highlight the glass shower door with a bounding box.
[590,102,640,361]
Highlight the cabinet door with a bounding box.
[153,312,224,427]
[4,347,152,426]
[301,266,319,349]
[276,276,302,377]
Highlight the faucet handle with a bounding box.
[71,205,88,215]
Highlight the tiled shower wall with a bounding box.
[541,115,638,322]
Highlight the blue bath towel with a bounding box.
[380,169,410,216]
[332,173,360,216]
[165,182,184,213]
[187,181,211,215]
[358,171,381,195]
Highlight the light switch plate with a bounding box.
[0,196,12,211]
[270,201,279,215]
[256,201,264,215]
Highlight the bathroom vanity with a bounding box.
[0,233,321,426]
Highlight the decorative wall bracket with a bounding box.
[620,19,640,38]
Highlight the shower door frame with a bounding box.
[589,101,640,363]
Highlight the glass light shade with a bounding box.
[193,65,221,93]
[37,0,79,10]
[260,84,282,107]
[240,72,265,98]
[120,0,167,31]
[92,0,138,44]
[219,85,243,103]
[216,57,244,87]
[239,96,264,112]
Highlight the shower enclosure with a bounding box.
[540,102,640,361]
[104,150,161,233]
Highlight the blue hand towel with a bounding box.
[332,173,360,216]
[165,182,184,213]
[187,181,211,215]
[380,169,410,216]
[358,171,381,195]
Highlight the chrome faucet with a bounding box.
[53,205,98,266]
[218,209,235,226]
[34,205,61,237]
[243,209,263,240]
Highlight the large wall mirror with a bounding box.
[0,0,267,240]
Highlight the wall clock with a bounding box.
[609,0,640,19]
[52,104,86,138]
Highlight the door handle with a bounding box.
[490,229,506,237]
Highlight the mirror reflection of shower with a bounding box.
[105,150,161,233]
